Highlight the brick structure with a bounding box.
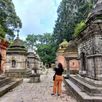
[0,38,9,73]
[56,39,68,69]
[64,41,79,74]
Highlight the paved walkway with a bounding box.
[0,69,77,102]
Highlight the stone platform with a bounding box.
[0,69,77,102]
[29,74,40,83]
[0,75,23,97]
[5,69,37,78]
[64,75,102,102]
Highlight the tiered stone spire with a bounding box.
[87,0,102,22]
[17,29,20,39]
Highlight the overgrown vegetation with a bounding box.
[74,21,86,37]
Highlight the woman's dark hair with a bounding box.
[58,63,63,69]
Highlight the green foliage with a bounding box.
[25,33,56,65]
[0,0,22,38]
[25,34,37,49]
[53,0,96,45]
[0,25,6,38]
[74,21,86,36]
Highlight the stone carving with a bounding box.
[94,36,102,54]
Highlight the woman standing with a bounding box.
[52,63,64,96]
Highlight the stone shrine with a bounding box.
[64,0,102,102]
[78,0,102,80]
[0,36,23,96]
[5,33,27,77]
[64,40,79,74]
[27,48,37,69]
[23,45,41,82]
[28,53,41,83]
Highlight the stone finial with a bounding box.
[17,29,20,39]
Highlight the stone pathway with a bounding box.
[0,69,77,102]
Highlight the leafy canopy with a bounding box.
[24,33,56,65]
[74,21,86,36]
[0,0,22,38]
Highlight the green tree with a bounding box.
[0,0,22,38]
[53,0,97,45]
[25,34,37,49]
[25,33,56,66]
[36,33,56,65]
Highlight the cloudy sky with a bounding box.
[12,0,62,40]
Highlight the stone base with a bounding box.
[64,75,102,102]
[70,70,79,74]
[5,69,27,78]
[29,74,40,83]
[0,75,23,96]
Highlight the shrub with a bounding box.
[74,21,86,37]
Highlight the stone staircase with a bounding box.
[0,75,22,97]
[64,75,102,102]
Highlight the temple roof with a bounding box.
[7,34,27,54]
[10,34,25,48]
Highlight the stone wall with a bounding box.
[77,23,102,80]
[0,39,9,72]
[6,54,27,70]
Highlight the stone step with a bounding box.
[5,69,27,78]
[0,77,6,80]
[0,77,12,88]
[69,75,102,96]
[0,79,23,97]
[64,78,102,102]
[75,75,102,87]
[5,69,33,78]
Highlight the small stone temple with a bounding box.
[27,48,41,82]
[5,33,42,78]
[27,48,41,72]
[56,39,68,69]
[64,40,79,74]
[64,1,102,101]
[0,36,23,97]
[0,37,9,73]
[27,48,36,69]
[5,33,27,77]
